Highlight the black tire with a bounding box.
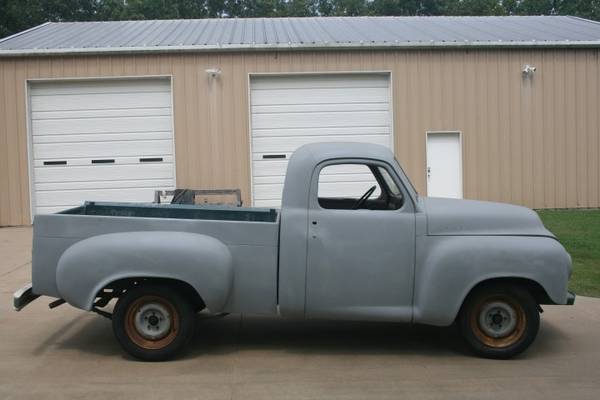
[112,284,196,361]
[458,284,540,359]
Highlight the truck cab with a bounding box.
[278,143,419,322]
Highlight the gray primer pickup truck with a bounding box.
[14,142,575,361]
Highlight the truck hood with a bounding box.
[422,197,554,237]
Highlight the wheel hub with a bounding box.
[134,302,172,340]
[478,301,517,338]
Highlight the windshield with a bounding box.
[378,166,401,197]
[394,158,418,199]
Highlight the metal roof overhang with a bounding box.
[1,40,600,57]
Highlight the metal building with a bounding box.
[0,16,599,225]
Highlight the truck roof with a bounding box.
[281,142,416,209]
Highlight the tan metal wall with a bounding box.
[0,49,599,226]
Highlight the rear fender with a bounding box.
[56,231,233,311]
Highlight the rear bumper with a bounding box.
[566,291,576,305]
[13,283,40,311]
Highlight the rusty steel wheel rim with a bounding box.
[470,296,527,349]
[124,295,180,350]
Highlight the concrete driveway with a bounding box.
[1,227,599,400]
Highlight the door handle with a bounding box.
[311,220,318,238]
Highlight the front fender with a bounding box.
[413,235,571,326]
[56,231,233,312]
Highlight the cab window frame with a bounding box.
[312,158,408,212]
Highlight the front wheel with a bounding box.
[112,284,196,361]
[459,284,540,359]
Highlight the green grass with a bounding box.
[537,209,600,298]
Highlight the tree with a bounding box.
[369,1,447,16]
[446,0,506,16]
[1,0,97,38]
[1,0,599,39]
[556,0,600,21]
[513,0,555,15]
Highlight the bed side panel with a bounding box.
[32,213,280,314]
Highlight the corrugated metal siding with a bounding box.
[0,49,599,225]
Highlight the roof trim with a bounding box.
[1,39,599,57]
[0,22,53,45]
[568,15,600,26]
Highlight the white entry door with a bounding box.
[250,73,392,207]
[29,78,176,215]
[426,132,463,198]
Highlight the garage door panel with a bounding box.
[34,163,174,183]
[252,160,289,178]
[252,176,283,185]
[252,111,390,130]
[251,87,389,106]
[252,102,388,114]
[30,91,172,112]
[31,79,170,96]
[318,182,381,198]
[31,107,171,120]
[252,126,390,138]
[32,115,172,135]
[252,134,391,153]
[251,199,281,208]
[33,140,173,159]
[253,183,285,201]
[251,75,389,90]
[253,168,373,183]
[33,155,174,168]
[36,178,175,192]
[35,188,162,207]
[33,131,173,144]
[320,171,377,181]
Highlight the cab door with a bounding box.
[305,160,416,321]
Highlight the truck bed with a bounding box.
[60,201,278,223]
[32,201,280,315]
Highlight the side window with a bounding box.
[317,163,404,210]
[318,163,381,203]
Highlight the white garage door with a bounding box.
[29,78,175,215]
[250,73,392,207]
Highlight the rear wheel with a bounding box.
[112,284,196,361]
[459,284,539,359]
